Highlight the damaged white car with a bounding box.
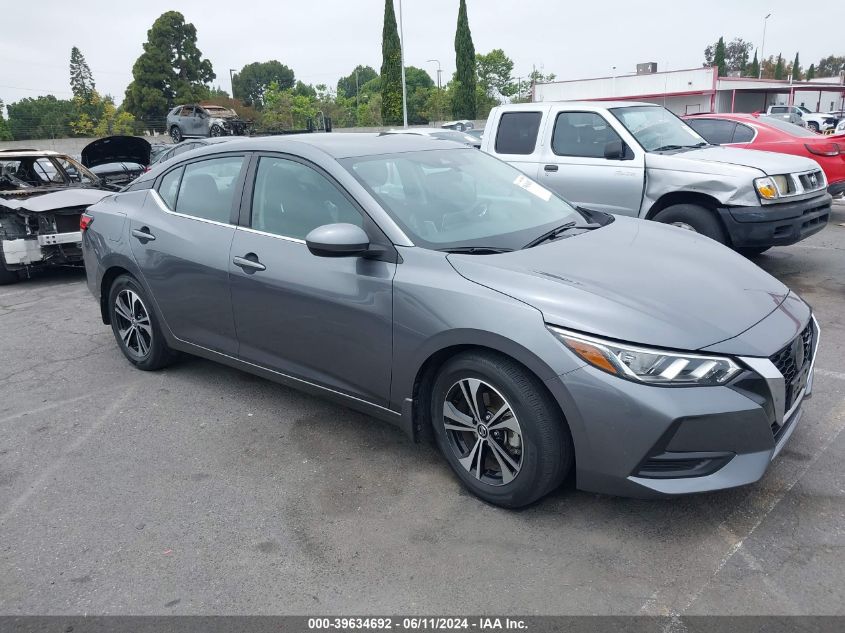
[0,149,114,284]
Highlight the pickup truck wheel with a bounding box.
[653,204,727,245]
[170,126,182,143]
[108,275,174,371]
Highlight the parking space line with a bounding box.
[816,368,845,381]
[0,386,138,524]
[0,393,92,425]
[641,396,845,617]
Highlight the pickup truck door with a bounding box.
[536,110,644,216]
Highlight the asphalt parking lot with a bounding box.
[1,202,844,616]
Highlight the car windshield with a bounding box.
[342,148,588,251]
[610,105,708,152]
[760,117,820,137]
[0,155,96,190]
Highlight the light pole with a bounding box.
[229,68,237,100]
[759,13,771,79]
[398,0,408,127]
[427,59,442,90]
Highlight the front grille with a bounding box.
[769,320,814,435]
[798,170,825,193]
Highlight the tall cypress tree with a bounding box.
[774,53,784,80]
[452,0,476,119]
[792,52,802,80]
[748,49,760,78]
[69,47,96,100]
[713,37,727,77]
[380,0,403,126]
[806,63,816,81]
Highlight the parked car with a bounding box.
[166,103,249,143]
[382,128,481,148]
[685,113,845,199]
[0,149,115,284]
[81,135,152,187]
[441,120,475,131]
[482,102,831,256]
[766,105,837,132]
[83,134,819,507]
[150,137,235,167]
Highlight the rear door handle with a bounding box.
[233,254,266,273]
[131,228,156,242]
[544,164,559,172]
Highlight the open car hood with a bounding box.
[81,136,151,169]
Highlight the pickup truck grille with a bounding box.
[797,170,825,194]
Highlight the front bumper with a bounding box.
[545,317,820,499]
[718,193,831,248]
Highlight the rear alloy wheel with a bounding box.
[108,275,173,371]
[430,351,573,508]
[653,203,728,245]
[170,126,183,143]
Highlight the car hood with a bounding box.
[447,217,789,351]
[0,188,112,212]
[81,136,151,169]
[647,145,820,176]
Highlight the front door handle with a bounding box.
[233,254,266,273]
[131,227,156,242]
[544,164,559,172]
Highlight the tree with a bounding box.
[452,0,477,119]
[748,49,760,78]
[123,11,215,126]
[712,37,727,77]
[337,66,378,100]
[806,63,816,80]
[403,66,434,124]
[774,53,784,80]
[705,37,751,75]
[6,96,75,140]
[0,101,12,141]
[817,55,845,77]
[791,53,802,81]
[232,61,294,107]
[69,47,96,100]
[380,0,403,126]
[476,49,516,97]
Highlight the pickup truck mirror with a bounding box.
[604,139,628,160]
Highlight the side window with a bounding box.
[251,157,363,240]
[732,123,755,143]
[770,106,786,114]
[494,112,542,155]
[686,119,736,145]
[174,156,244,223]
[552,112,624,158]
[158,167,183,210]
[172,142,197,157]
[179,106,194,117]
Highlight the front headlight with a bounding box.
[548,326,742,386]
[754,176,780,200]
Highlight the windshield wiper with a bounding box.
[523,221,601,249]
[653,142,709,152]
[439,246,514,254]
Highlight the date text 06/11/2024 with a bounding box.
[306,617,529,630]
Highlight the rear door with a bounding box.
[129,153,248,355]
[536,110,645,216]
[228,154,396,405]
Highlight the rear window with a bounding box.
[495,112,542,155]
[686,119,736,145]
[733,123,755,143]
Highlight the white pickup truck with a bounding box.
[481,101,832,255]
[766,105,838,132]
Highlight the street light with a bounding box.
[398,0,408,127]
[759,13,772,79]
[427,59,442,90]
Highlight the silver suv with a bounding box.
[166,104,248,143]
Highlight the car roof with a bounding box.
[499,100,658,111]
[183,132,468,159]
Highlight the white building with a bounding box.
[533,67,845,115]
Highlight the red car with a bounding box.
[684,113,845,198]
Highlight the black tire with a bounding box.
[430,351,573,508]
[653,203,728,245]
[736,246,771,257]
[209,124,223,137]
[0,264,19,285]
[170,126,183,143]
[107,274,174,371]
[808,121,819,133]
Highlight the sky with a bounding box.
[0,0,830,108]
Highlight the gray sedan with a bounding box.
[81,134,819,508]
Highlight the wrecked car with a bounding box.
[0,149,114,284]
[81,135,152,188]
[166,103,250,143]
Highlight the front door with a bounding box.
[538,111,644,216]
[229,155,396,406]
[129,154,247,355]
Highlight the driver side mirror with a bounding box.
[604,139,630,160]
[305,223,370,258]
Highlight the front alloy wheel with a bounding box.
[443,378,523,485]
